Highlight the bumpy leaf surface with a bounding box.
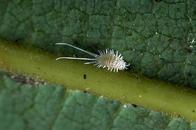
[0,74,196,130]
[0,0,195,87]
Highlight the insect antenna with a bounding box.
[55,43,98,57]
[56,57,96,61]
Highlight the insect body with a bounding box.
[55,43,129,72]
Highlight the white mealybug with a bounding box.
[55,43,129,72]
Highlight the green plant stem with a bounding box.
[0,40,196,121]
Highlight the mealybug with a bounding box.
[55,43,129,72]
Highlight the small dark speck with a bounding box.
[192,110,195,113]
[73,40,79,44]
[132,104,137,107]
[176,114,181,118]
[83,90,88,93]
[14,39,19,42]
[154,0,161,2]
[83,74,87,79]
[168,38,173,42]
[187,72,192,77]
[185,47,193,53]
[14,38,22,43]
